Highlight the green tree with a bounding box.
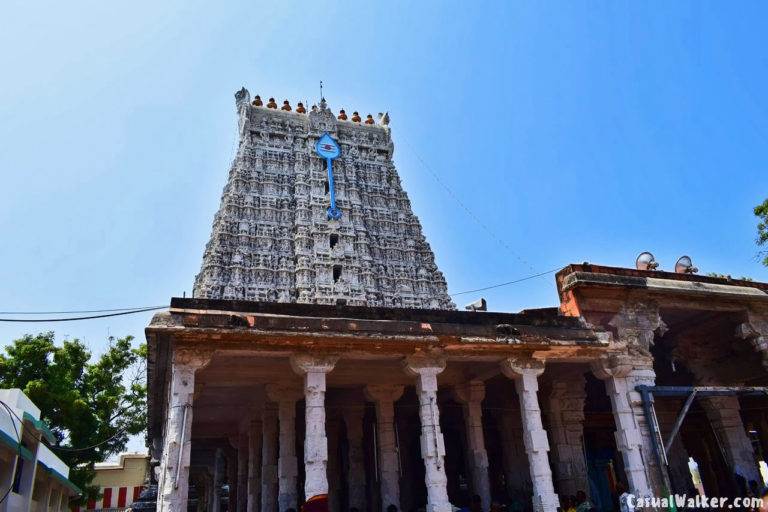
[757,198,768,266]
[0,333,146,503]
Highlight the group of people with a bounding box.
[559,491,595,512]
[283,485,768,512]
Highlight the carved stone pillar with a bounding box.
[206,470,216,512]
[592,355,658,499]
[403,354,451,512]
[736,310,768,370]
[547,373,588,497]
[247,420,262,512]
[229,449,240,512]
[157,354,207,512]
[261,406,279,512]
[497,406,532,500]
[500,357,559,512]
[365,384,405,511]
[453,380,491,512]
[700,396,761,483]
[213,448,226,512]
[327,416,342,512]
[266,384,303,512]
[291,354,339,500]
[237,433,249,512]
[343,404,367,511]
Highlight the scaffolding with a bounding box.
[636,385,768,496]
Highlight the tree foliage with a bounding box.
[0,333,146,502]
[757,198,768,267]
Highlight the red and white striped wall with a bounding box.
[71,486,144,511]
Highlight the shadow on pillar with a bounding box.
[296,399,307,507]
[397,387,427,512]
[582,373,621,512]
[437,397,471,508]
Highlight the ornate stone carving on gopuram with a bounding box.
[193,88,454,309]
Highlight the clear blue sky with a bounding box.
[2,1,768,353]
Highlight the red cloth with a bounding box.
[302,494,329,512]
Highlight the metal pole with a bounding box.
[664,390,697,455]
[637,386,674,496]
[372,421,379,483]
[173,403,190,489]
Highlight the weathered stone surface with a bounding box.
[156,358,205,512]
[547,374,587,497]
[291,354,338,500]
[403,354,451,512]
[193,90,453,309]
[453,381,491,512]
[500,357,560,512]
[592,355,659,499]
[266,384,303,512]
[365,385,405,511]
[247,420,262,512]
[343,405,367,511]
[700,396,761,483]
[237,433,249,512]
[261,406,279,512]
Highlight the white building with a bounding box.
[0,389,80,511]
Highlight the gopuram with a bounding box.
[146,88,768,512]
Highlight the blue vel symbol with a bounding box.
[315,133,342,220]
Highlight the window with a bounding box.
[330,234,339,249]
[333,265,342,282]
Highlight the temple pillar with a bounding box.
[365,384,405,512]
[229,448,239,512]
[403,353,451,512]
[247,419,262,512]
[266,384,303,512]
[157,354,207,512]
[327,416,342,512]
[700,396,761,484]
[547,373,588,497]
[206,470,216,512]
[237,433,249,512]
[213,448,226,512]
[453,380,491,511]
[592,355,659,499]
[343,404,367,511]
[497,406,531,500]
[500,357,559,512]
[291,354,339,500]
[261,406,279,512]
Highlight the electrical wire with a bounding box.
[0,398,133,453]
[449,267,561,297]
[0,306,167,323]
[0,305,168,315]
[49,425,132,452]
[401,137,536,272]
[0,267,563,322]
[0,401,22,504]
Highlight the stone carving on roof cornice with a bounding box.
[609,300,667,357]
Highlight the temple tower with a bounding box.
[193,88,453,309]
